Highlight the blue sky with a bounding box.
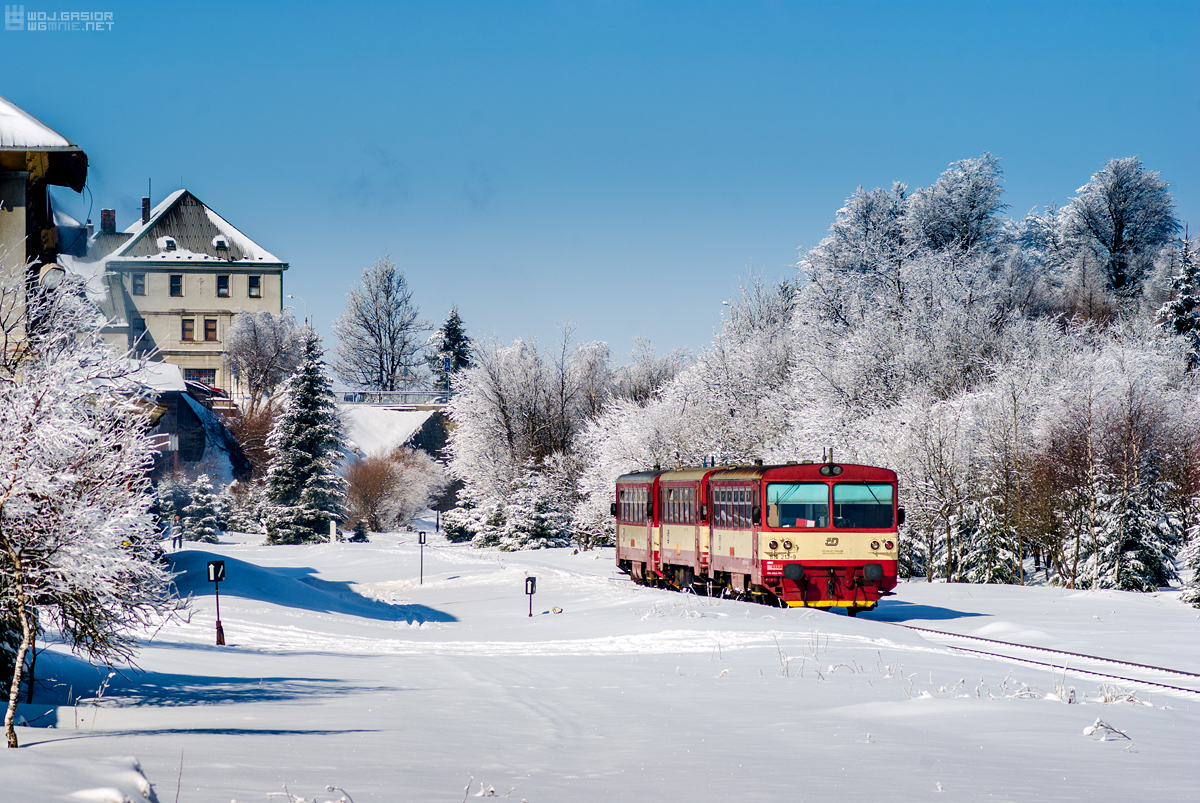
[7,0,1198,359]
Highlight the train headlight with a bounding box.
[768,540,779,550]
[870,540,880,551]
[884,540,895,551]
[782,539,793,550]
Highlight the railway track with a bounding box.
[900,624,1200,698]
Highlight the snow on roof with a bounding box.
[339,405,436,457]
[131,360,187,392]
[0,94,80,151]
[110,190,284,264]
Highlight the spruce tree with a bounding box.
[1157,229,1200,369]
[428,307,473,396]
[264,328,348,544]
[492,469,570,552]
[1085,463,1179,591]
[959,492,1022,585]
[183,474,221,543]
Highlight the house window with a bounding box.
[204,319,218,341]
[248,275,261,298]
[184,368,216,385]
[132,274,146,295]
[181,318,195,341]
[217,275,230,297]
[170,275,183,296]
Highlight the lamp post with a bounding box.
[286,294,309,326]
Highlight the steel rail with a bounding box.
[901,624,1200,680]
[934,644,1200,698]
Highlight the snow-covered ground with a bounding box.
[8,526,1200,802]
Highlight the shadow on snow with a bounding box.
[168,551,456,624]
[861,599,988,622]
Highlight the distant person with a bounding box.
[169,515,183,550]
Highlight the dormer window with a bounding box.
[158,235,178,252]
[213,236,229,251]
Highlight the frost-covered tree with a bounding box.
[182,474,221,543]
[0,268,178,747]
[803,182,911,322]
[906,153,1008,253]
[263,328,347,543]
[1066,157,1179,297]
[334,256,429,390]
[224,310,303,416]
[613,337,688,406]
[344,448,445,532]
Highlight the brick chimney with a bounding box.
[100,209,116,233]
[141,197,151,224]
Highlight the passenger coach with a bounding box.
[613,460,902,614]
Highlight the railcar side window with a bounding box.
[767,483,829,528]
[832,483,894,528]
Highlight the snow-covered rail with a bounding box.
[901,624,1200,698]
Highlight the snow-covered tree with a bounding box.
[958,491,1022,585]
[474,467,571,552]
[224,478,268,534]
[182,474,221,543]
[427,306,473,395]
[906,153,1008,253]
[224,310,303,416]
[1157,228,1200,368]
[263,328,347,544]
[0,268,179,747]
[344,448,445,532]
[1066,157,1179,297]
[612,337,689,406]
[333,256,429,390]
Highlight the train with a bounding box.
[613,460,902,614]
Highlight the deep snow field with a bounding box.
[5,526,1200,802]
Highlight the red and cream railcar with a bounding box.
[614,461,902,614]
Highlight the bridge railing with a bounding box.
[339,390,448,406]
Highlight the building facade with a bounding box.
[78,189,289,393]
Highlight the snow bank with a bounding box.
[338,405,434,456]
[10,534,1200,802]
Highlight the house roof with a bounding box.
[106,190,286,266]
[0,94,82,151]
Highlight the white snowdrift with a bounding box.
[9,531,1200,802]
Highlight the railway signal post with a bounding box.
[418,531,427,584]
[207,560,226,646]
[525,576,536,617]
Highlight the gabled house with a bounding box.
[66,189,289,392]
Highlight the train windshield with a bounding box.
[833,483,894,528]
[766,483,829,528]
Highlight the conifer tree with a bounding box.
[183,474,221,543]
[428,307,473,396]
[1084,463,1180,591]
[958,492,1022,584]
[264,328,347,544]
[1157,229,1200,368]
[488,468,570,551]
